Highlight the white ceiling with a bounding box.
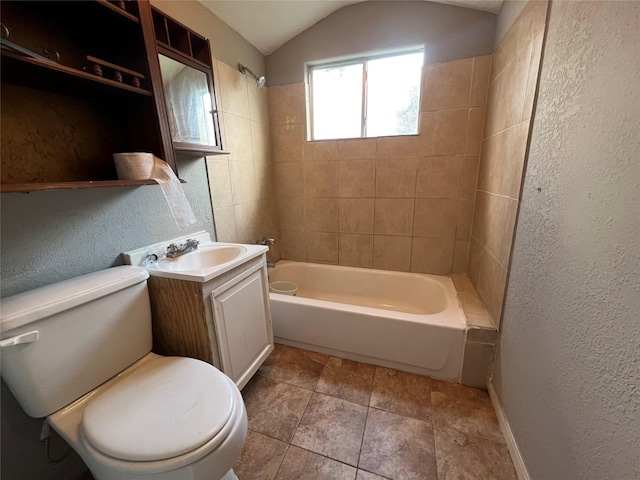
[198,0,503,56]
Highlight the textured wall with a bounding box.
[493,1,640,479]
[468,0,547,327]
[269,55,489,273]
[266,1,495,85]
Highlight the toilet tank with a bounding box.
[0,266,152,418]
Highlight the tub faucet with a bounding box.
[256,237,276,246]
[166,239,199,258]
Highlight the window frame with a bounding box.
[307,49,423,141]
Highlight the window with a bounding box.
[308,50,423,141]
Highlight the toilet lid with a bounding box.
[81,356,235,462]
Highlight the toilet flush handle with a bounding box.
[0,330,39,348]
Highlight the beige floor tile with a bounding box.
[359,408,437,480]
[434,426,517,480]
[291,393,368,466]
[244,379,312,442]
[369,367,433,420]
[241,374,267,401]
[275,445,357,480]
[356,470,389,480]
[431,380,503,443]
[269,346,328,390]
[234,430,288,480]
[257,343,287,377]
[316,357,376,405]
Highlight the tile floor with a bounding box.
[234,344,516,480]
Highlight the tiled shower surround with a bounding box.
[269,55,490,274]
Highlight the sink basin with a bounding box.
[154,246,247,272]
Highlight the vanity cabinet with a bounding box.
[147,254,274,389]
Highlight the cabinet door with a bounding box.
[211,268,273,388]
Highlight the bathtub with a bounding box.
[268,261,466,381]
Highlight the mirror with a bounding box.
[158,54,218,150]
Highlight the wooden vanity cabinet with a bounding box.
[147,255,274,389]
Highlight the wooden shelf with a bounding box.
[1,50,152,97]
[1,178,186,194]
[95,0,140,23]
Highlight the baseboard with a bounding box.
[488,383,532,480]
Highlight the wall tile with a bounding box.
[415,156,462,198]
[229,161,258,204]
[467,237,483,289]
[339,198,374,234]
[375,157,418,198]
[470,55,491,107]
[471,191,509,257]
[522,30,544,122]
[217,61,250,118]
[373,235,412,272]
[213,205,237,243]
[248,81,269,125]
[374,199,415,236]
[460,342,494,389]
[254,161,273,200]
[280,229,307,261]
[498,199,519,268]
[456,199,474,240]
[338,138,377,159]
[307,232,338,264]
[272,124,304,163]
[376,136,419,158]
[273,162,304,197]
[223,113,254,162]
[206,157,233,207]
[410,237,454,274]
[419,109,468,156]
[477,252,508,327]
[276,196,305,231]
[304,141,338,162]
[465,107,485,155]
[234,201,260,242]
[413,198,458,238]
[251,122,272,163]
[268,83,305,126]
[305,162,339,197]
[460,156,479,199]
[339,234,374,268]
[305,198,338,232]
[421,58,472,111]
[339,159,375,197]
[452,240,470,273]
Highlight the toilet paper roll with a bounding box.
[113,152,197,229]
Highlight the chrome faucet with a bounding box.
[256,237,276,246]
[166,239,199,258]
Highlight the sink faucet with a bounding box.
[166,239,199,258]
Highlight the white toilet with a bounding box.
[0,266,247,480]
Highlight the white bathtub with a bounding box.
[268,261,466,381]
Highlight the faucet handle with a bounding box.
[185,238,200,248]
[167,243,180,254]
[257,237,276,245]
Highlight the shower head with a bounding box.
[239,64,266,88]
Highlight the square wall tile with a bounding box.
[229,161,257,204]
[251,122,272,163]
[280,229,307,261]
[470,55,491,107]
[465,107,485,155]
[419,109,469,156]
[339,159,375,197]
[234,201,261,243]
[223,113,254,162]
[306,197,338,232]
[217,61,250,118]
[272,124,304,163]
[415,156,462,198]
[307,232,339,263]
[478,252,508,327]
[339,234,374,268]
[376,135,419,158]
[456,199,474,241]
[254,161,273,200]
[373,235,412,271]
[268,83,305,126]
[411,237,454,274]
[339,198,374,234]
[213,205,238,243]
[247,81,270,125]
[305,161,338,197]
[374,198,415,236]
[472,191,509,258]
[460,155,479,199]
[273,162,304,197]
[375,157,418,198]
[338,138,377,159]
[460,342,495,389]
[206,157,233,207]
[498,199,519,268]
[467,237,483,289]
[452,239,470,273]
[522,30,545,122]
[276,196,305,231]
[421,58,473,111]
[304,141,338,162]
[413,198,458,238]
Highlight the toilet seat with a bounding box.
[81,355,235,462]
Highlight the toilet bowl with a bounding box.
[0,266,247,480]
